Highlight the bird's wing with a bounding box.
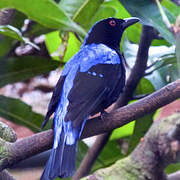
[64,62,122,128]
[42,44,124,129]
[41,52,80,129]
[41,76,66,129]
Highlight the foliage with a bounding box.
[0,0,180,178]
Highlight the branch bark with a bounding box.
[84,113,180,180]
[0,79,180,171]
[0,9,15,26]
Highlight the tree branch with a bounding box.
[0,79,180,171]
[0,9,15,26]
[85,113,180,180]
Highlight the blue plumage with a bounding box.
[41,17,139,180]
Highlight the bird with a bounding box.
[40,17,139,180]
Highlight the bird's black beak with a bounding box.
[122,17,139,29]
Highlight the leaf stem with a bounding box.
[155,0,172,29]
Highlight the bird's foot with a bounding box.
[100,110,108,120]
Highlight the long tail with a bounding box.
[40,131,77,180]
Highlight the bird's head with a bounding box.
[83,17,139,50]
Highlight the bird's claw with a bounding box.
[101,110,108,120]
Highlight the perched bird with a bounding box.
[41,17,139,180]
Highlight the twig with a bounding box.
[0,79,180,171]
[155,0,172,29]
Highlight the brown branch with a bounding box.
[73,25,157,180]
[0,9,15,26]
[0,79,180,171]
[0,8,15,42]
[86,113,180,180]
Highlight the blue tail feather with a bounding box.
[40,131,77,180]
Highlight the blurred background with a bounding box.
[0,0,180,179]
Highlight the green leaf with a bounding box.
[73,0,104,30]
[123,39,177,90]
[0,25,39,49]
[45,31,62,61]
[110,121,135,141]
[0,95,44,132]
[26,23,53,37]
[0,25,23,41]
[88,5,117,30]
[0,56,59,88]
[135,77,155,95]
[162,0,180,18]
[165,163,180,174]
[147,53,178,89]
[76,141,89,167]
[119,0,175,44]
[0,36,13,57]
[63,32,81,63]
[0,0,86,36]
[45,31,81,62]
[59,0,85,17]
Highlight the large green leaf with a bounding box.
[59,0,85,17]
[0,56,59,88]
[88,5,117,30]
[110,121,135,141]
[119,0,175,44]
[72,0,104,30]
[45,31,81,62]
[135,77,155,95]
[0,36,13,57]
[0,95,44,132]
[162,0,180,18]
[123,39,177,90]
[0,0,86,36]
[165,163,180,174]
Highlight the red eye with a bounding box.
[109,20,116,27]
